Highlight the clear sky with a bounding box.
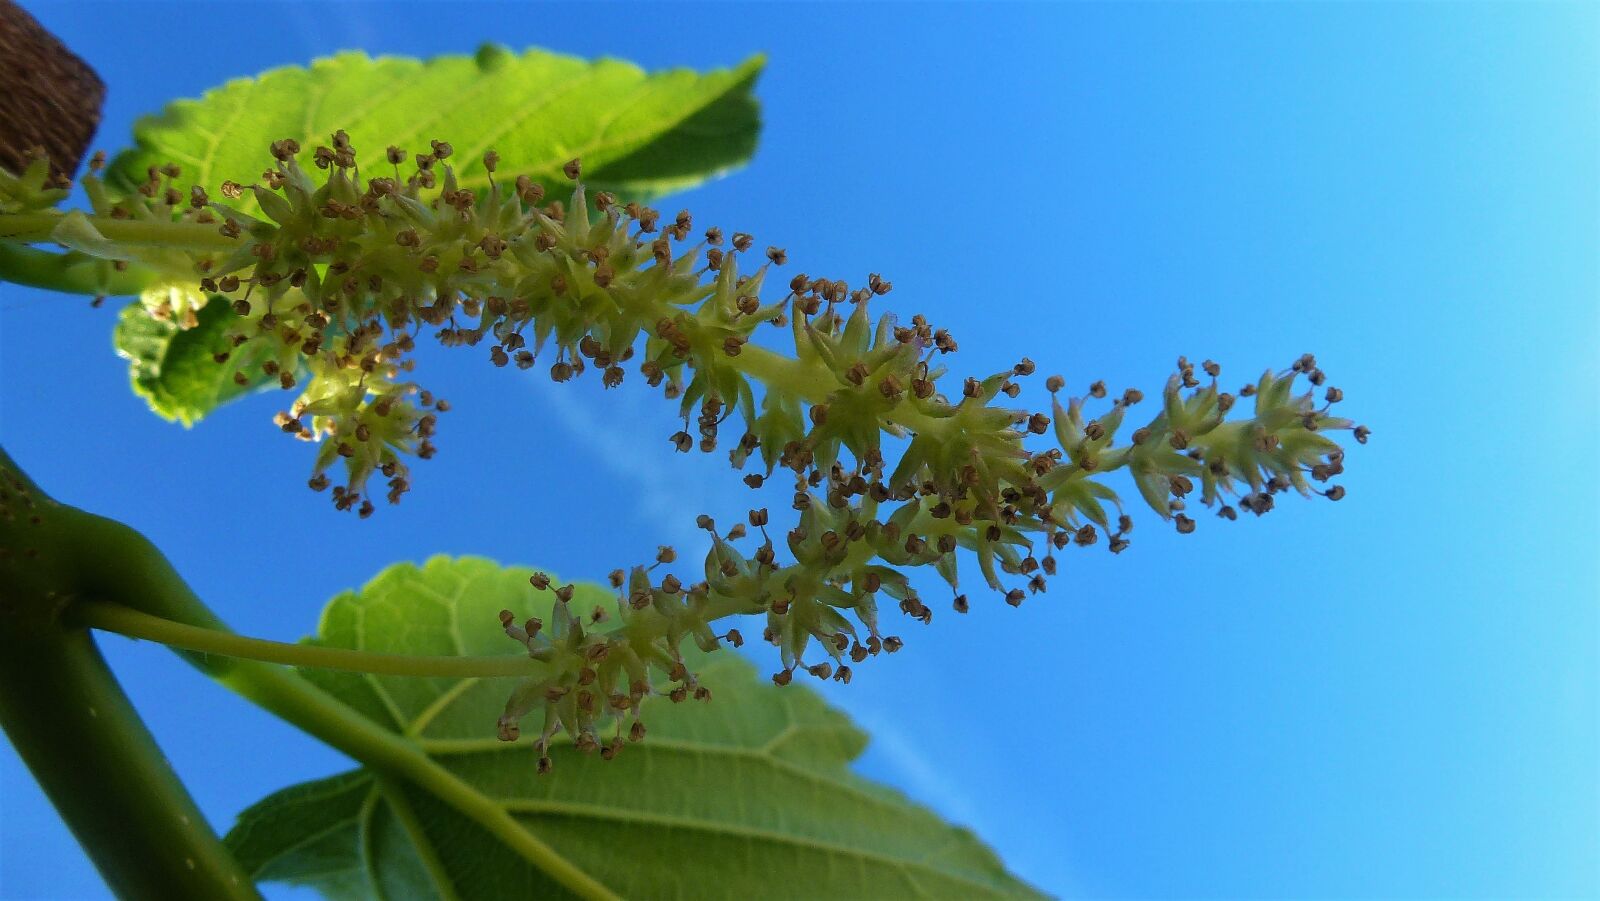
[2,2,1597,898]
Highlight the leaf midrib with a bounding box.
[346,694,1010,897]
[416,733,1018,894]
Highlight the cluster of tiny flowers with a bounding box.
[493,563,736,772]
[0,148,71,213]
[51,135,1365,768]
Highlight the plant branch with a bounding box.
[0,617,261,901]
[74,600,547,678]
[0,447,619,901]
[0,451,258,901]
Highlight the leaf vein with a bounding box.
[407,676,480,738]
[501,800,999,897]
[358,784,389,901]
[422,732,921,817]
[377,776,462,901]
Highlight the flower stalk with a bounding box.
[0,210,241,249]
[72,600,548,678]
[1,134,1367,770]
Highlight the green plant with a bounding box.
[0,28,1363,901]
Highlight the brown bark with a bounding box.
[0,0,103,180]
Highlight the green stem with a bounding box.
[0,211,241,250]
[0,243,156,295]
[1,447,619,901]
[0,453,257,900]
[0,618,259,900]
[75,601,546,678]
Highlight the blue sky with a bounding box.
[2,2,1596,898]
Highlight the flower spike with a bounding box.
[42,137,1364,768]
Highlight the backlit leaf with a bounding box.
[225,556,1039,900]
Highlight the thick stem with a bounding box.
[1,447,618,901]
[0,620,259,901]
[0,450,257,900]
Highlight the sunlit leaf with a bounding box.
[107,45,764,215]
[107,46,763,425]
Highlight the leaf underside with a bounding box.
[107,45,765,217]
[225,556,1040,900]
[108,45,763,427]
[111,296,263,426]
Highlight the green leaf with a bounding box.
[106,47,763,424]
[107,46,765,217]
[226,556,1039,900]
[112,295,266,426]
